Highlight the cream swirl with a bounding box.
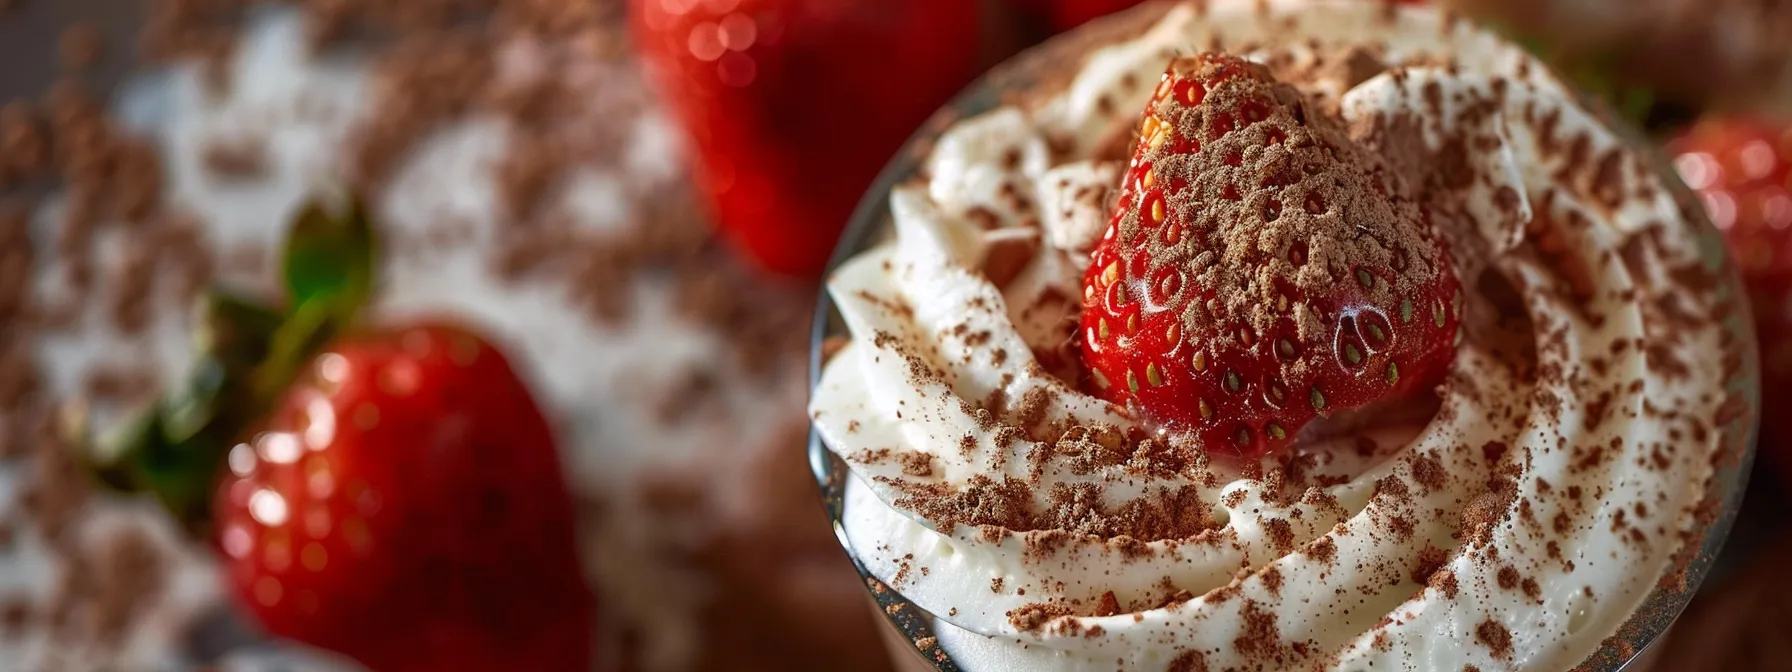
[808,2,1751,671]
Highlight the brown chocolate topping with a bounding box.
[1475,618,1513,659]
[1122,57,1446,354]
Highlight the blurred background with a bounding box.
[0,0,1787,670]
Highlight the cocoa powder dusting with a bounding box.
[1429,569,1459,599]
[1411,452,1446,492]
[1006,602,1075,634]
[1476,619,1513,659]
[1306,536,1337,564]
[1412,545,1448,585]
[1168,649,1211,672]
[1459,486,1516,547]
[1233,599,1287,665]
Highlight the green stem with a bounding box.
[79,194,376,533]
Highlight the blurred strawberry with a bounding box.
[1671,118,1792,483]
[631,0,984,277]
[217,323,591,672]
[81,198,595,671]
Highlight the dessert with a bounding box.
[1445,0,1792,116]
[0,2,884,670]
[810,1,1755,671]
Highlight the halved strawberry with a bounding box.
[1077,53,1463,460]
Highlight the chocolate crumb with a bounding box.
[1412,545,1447,585]
[201,137,268,180]
[1497,565,1520,591]
[1233,599,1285,663]
[1093,590,1120,617]
[1006,602,1074,633]
[1428,569,1459,599]
[1306,536,1337,564]
[1260,567,1283,596]
[1411,453,1445,492]
[898,451,934,478]
[1475,619,1512,658]
[1168,649,1211,672]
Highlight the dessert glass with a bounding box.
[805,3,1759,671]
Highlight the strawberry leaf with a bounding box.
[254,296,344,403]
[80,194,380,533]
[259,193,376,405]
[84,290,286,530]
[165,292,284,443]
[282,194,374,323]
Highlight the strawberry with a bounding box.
[1077,53,1463,460]
[79,199,595,671]
[1670,117,1792,483]
[631,0,984,277]
[214,323,592,672]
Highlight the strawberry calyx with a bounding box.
[1077,53,1464,461]
[78,193,377,533]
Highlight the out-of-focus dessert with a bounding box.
[0,1,885,670]
[811,1,1753,670]
[1444,0,1792,116]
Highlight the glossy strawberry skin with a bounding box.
[630,0,984,277]
[1078,53,1462,460]
[1671,118,1792,483]
[214,324,591,672]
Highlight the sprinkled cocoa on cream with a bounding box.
[809,2,1753,671]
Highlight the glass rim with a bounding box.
[805,3,1760,671]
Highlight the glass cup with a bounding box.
[805,3,1760,671]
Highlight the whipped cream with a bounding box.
[809,2,1751,670]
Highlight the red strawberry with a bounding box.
[1077,53,1463,460]
[214,324,592,672]
[1670,117,1792,482]
[631,0,984,277]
